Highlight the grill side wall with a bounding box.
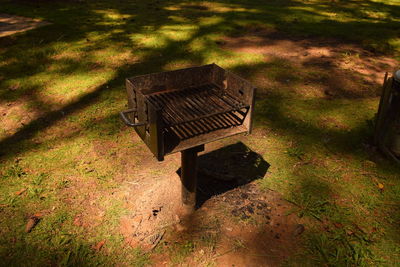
[211,64,256,133]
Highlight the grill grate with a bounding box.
[146,84,249,140]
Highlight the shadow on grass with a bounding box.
[1,0,399,157]
[0,0,400,265]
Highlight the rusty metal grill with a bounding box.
[121,64,255,161]
[121,64,256,212]
[146,84,249,140]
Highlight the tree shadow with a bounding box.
[1,0,399,160]
[1,0,400,265]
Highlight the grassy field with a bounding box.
[1,0,400,266]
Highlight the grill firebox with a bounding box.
[121,64,255,212]
[121,64,255,161]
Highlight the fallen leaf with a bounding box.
[93,240,106,251]
[333,222,343,228]
[25,216,40,233]
[73,215,82,227]
[15,188,27,196]
[346,230,354,236]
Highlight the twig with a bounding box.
[246,253,280,258]
[282,198,301,207]
[212,248,236,259]
[133,218,142,235]
[150,230,166,251]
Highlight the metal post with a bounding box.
[180,145,204,213]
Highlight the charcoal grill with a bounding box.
[121,64,255,211]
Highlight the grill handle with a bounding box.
[120,109,147,127]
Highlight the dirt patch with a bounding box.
[0,96,46,139]
[220,25,398,98]
[0,14,50,38]
[119,172,183,250]
[118,142,306,266]
[161,183,307,266]
[210,184,305,266]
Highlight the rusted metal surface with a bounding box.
[180,145,204,213]
[122,64,256,161]
[146,84,248,127]
[375,70,400,164]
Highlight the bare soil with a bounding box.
[221,25,398,98]
[118,142,306,266]
[0,13,50,38]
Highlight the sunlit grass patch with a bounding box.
[131,33,169,49]
[159,24,199,41]
[0,0,399,265]
[44,72,114,99]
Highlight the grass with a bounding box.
[170,241,196,264]
[0,0,400,266]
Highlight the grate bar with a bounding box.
[145,84,248,127]
[144,83,249,140]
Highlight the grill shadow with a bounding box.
[177,142,270,209]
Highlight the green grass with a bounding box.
[0,0,400,266]
[170,241,196,264]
